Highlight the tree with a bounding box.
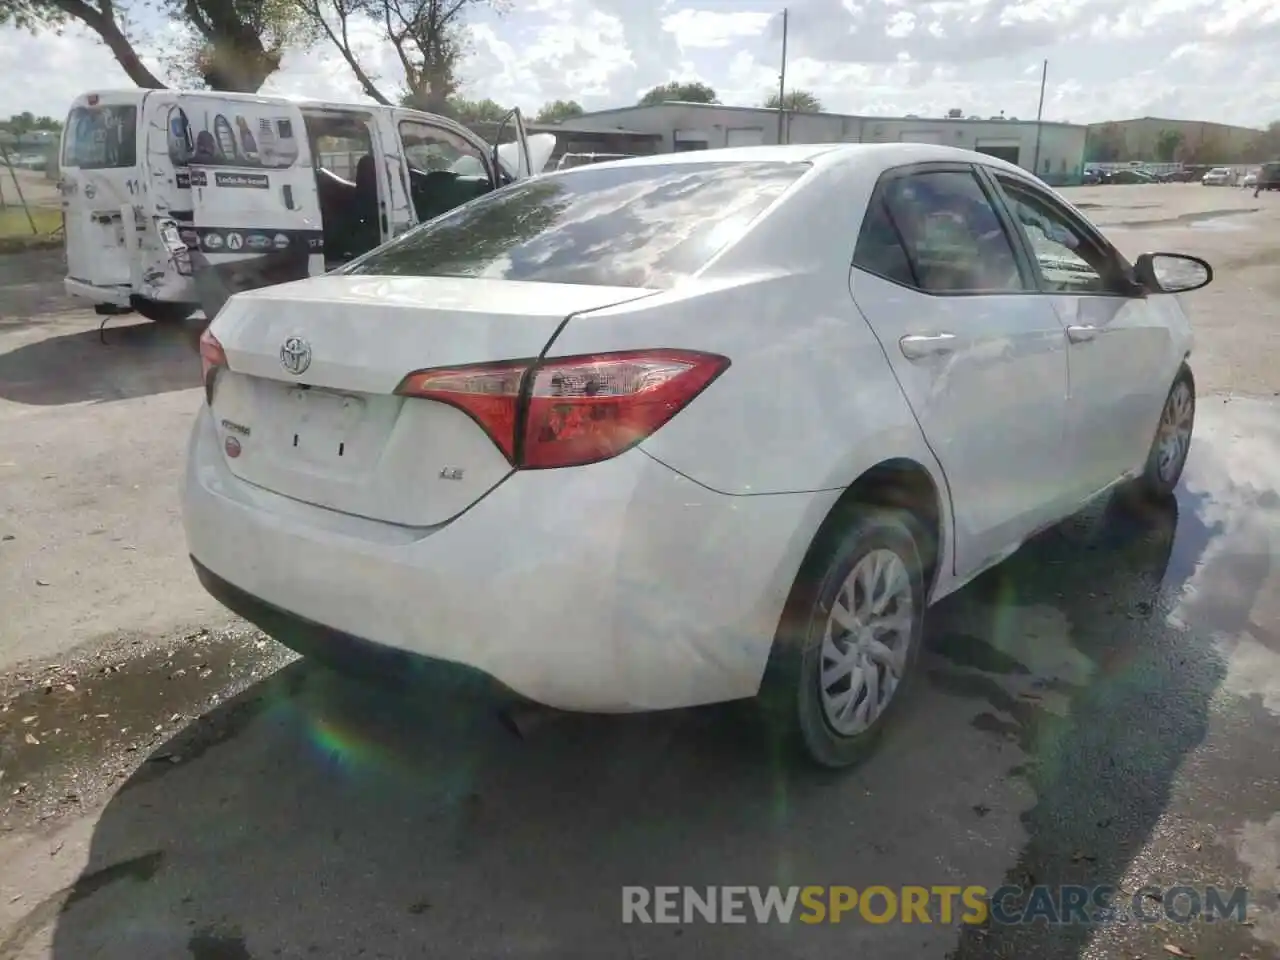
[637,81,717,107]
[1,112,62,134]
[168,0,317,92]
[535,99,583,124]
[444,96,507,125]
[296,0,500,113]
[1154,128,1183,163]
[764,89,822,112]
[1084,123,1126,163]
[1,0,309,92]
[1178,133,1228,166]
[1245,120,1280,161]
[0,0,165,88]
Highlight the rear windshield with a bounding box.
[62,105,138,170]
[342,161,808,289]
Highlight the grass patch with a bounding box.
[0,206,63,254]
[0,205,62,238]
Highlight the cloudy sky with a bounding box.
[1,0,1278,128]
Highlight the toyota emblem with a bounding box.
[280,336,312,376]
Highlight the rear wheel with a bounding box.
[760,506,926,769]
[1133,366,1195,500]
[130,297,194,324]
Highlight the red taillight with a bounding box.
[395,350,730,470]
[395,360,527,461]
[199,328,227,404]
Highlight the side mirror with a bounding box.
[1133,252,1213,294]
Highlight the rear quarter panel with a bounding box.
[546,156,945,502]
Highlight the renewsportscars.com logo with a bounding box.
[621,885,1252,926]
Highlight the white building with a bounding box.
[564,102,1089,186]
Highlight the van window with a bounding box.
[343,160,807,289]
[168,107,194,165]
[63,105,138,169]
[399,121,485,173]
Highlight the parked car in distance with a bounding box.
[1083,167,1102,184]
[1255,161,1280,192]
[186,143,1213,769]
[1202,166,1234,186]
[1107,167,1156,184]
[555,152,637,170]
[1242,169,1258,188]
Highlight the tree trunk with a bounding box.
[52,0,166,88]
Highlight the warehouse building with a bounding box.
[564,102,1088,185]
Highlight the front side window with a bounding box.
[63,105,138,170]
[996,176,1119,294]
[399,121,484,174]
[344,160,808,289]
[880,170,1026,294]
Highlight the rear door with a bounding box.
[849,163,1074,579]
[985,170,1172,497]
[182,96,323,292]
[60,93,144,289]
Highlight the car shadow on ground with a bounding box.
[0,316,203,406]
[23,485,1246,960]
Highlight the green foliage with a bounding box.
[638,81,718,107]
[0,112,62,134]
[0,0,308,91]
[1084,123,1126,163]
[166,0,318,91]
[764,89,822,112]
[1154,129,1183,163]
[534,99,583,124]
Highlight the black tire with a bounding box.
[130,297,195,324]
[1132,365,1195,501]
[758,506,927,769]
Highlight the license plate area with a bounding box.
[286,387,366,466]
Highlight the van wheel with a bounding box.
[759,506,926,769]
[130,298,194,324]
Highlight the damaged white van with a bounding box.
[59,89,556,321]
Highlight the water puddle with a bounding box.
[1109,208,1260,230]
[0,627,291,830]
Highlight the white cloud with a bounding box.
[661,9,773,49]
[2,0,1279,129]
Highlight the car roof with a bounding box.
[550,141,1038,181]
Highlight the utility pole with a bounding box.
[1031,59,1048,176]
[776,8,789,145]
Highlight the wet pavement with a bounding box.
[0,394,1276,960]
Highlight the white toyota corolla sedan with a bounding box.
[185,143,1212,768]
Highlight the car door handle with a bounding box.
[899,333,958,360]
[1065,324,1099,343]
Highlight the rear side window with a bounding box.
[878,170,1027,294]
[853,196,915,287]
[63,105,138,170]
[344,161,807,289]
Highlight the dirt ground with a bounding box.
[0,183,1277,960]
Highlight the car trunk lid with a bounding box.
[208,274,653,526]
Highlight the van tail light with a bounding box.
[198,328,227,405]
[395,349,730,469]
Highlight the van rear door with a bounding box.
[60,92,144,297]
[180,96,322,315]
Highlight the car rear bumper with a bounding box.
[183,407,837,712]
